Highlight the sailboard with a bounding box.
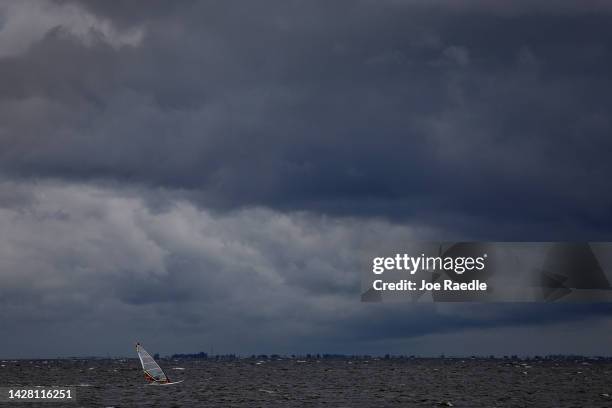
[135,342,184,385]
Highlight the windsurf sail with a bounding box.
[135,343,169,384]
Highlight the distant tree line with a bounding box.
[170,352,209,359]
[164,352,612,361]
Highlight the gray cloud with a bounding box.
[1,180,611,357]
[0,1,611,357]
[0,1,144,57]
[0,180,427,356]
[0,1,611,241]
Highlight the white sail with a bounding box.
[136,343,169,384]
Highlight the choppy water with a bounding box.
[0,358,611,407]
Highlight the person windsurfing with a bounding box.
[135,342,171,384]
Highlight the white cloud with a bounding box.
[0,180,609,357]
[0,180,432,342]
[0,0,144,57]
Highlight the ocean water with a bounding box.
[0,358,611,407]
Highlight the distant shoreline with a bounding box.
[3,354,612,361]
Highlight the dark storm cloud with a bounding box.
[1,1,612,357]
[1,0,611,239]
[0,180,442,356]
[0,180,610,358]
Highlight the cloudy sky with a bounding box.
[1,0,612,358]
